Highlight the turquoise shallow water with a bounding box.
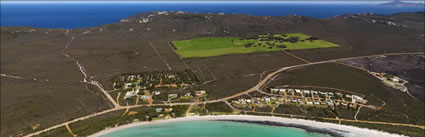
[101,120,331,137]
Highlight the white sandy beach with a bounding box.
[89,115,406,137]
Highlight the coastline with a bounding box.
[218,119,346,137]
[88,115,406,137]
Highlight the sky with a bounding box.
[2,0,424,1]
[2,0,424,4]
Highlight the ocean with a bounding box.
[1,1,424,29]
[100,120,332,137]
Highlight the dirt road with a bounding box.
[22,34,424,137]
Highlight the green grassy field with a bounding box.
[172,33,339,58]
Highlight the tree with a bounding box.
[286,36,299,43]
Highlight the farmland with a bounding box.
[172,33,339,58]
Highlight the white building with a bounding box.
[303,90,310,95]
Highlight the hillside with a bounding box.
[1,11,424,137]
[380,0,425,7]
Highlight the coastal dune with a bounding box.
[89,115,405,137]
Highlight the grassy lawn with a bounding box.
[283,40,339,50]
[173,37,278,58]
[273,33,310,39]
[172,33,339,58]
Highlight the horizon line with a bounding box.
[2,0,425,4]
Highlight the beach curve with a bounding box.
[88,115,406,137]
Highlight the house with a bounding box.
[352,95,367,104]
[158,114,165,118]
[287,89,295,95]
[305,98,312,103]
[333,101,340,106]
[345,95,352,99]
[82,31,91,34]
[295,89,302,96]
[136,85,141,89]
[165,108,173,112]
[311,91,318,96]
[303,90,311,95]
[295,89,302,93]
[166,74,176,79]
[276,88,285,94]
[264,97,271,102]
[259,99,265,104]
[246,99,252,103]
[156,108,163,113]
[276,89,285,94]
[157,11,168,15]
[168,93,178,99]
[124,90,139,99]
[270,88,279,93]
[287,89,294,93]
[120,19,129,22]
[319,91,327,97]
[140,95,150,99]
[326,101,334,106]
[124,83,132,88]
[139,18,149,23]
[296,99,303,104]
[240,100,247,105]
[28,29,37,32]
[195,90,206,96]
[184,92,192,97]
[153,91,161,95]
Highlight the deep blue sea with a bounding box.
[1,1,424,29]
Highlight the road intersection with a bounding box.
[21,31,425,137]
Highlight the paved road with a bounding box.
[217,52,425,102]
[23,34,425,137]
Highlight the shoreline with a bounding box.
[218,119,346,137]
[89,115,406,137]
